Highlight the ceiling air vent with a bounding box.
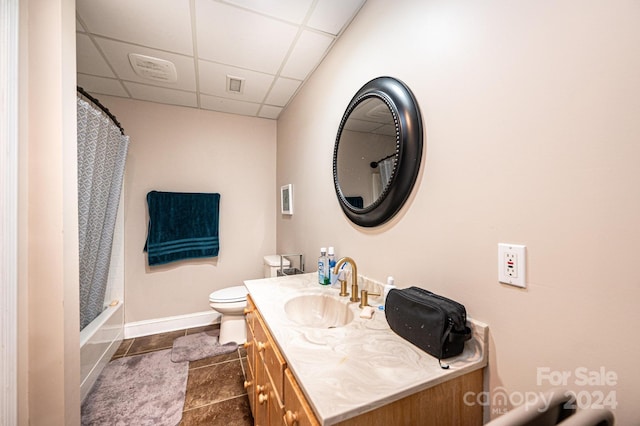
[128,53,177,83]
[226,75,245,94]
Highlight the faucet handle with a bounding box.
[359,289,381,309]
[339,279,349,297]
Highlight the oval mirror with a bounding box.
[333,76,423,227]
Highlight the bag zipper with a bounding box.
[394,289,449,326]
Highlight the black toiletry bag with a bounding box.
[385,287,472,362]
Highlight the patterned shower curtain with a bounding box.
[77,96,129,330]
[373,156,395,200]
[379,156,395,190]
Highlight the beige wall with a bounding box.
[18,0,80,424]
[99,97,277,323]
[338,129,393,207]
[277,0,640,423]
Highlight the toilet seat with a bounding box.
[209,285,247,303]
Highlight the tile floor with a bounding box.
[111,324,254,425]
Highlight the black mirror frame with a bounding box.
[333,76,423,227]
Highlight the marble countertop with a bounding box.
[244,272,488,426]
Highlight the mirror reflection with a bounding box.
[335,98,397,210]
[333,76,423,227]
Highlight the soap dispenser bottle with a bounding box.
[382,276,396,308]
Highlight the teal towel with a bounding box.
[144,191,220,266]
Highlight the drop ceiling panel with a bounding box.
[76,0,367,119]
[124,82,198,108]
[373,124,397,136]
[280,30,333,80]
[265,77,301,106]
[196,0,298,74]
[96,38,196,91]
[77,74,129,97]
[258,105,283,119]
[307,0,366,35]
[200,94,261,116]
[344,119,383,132]
[222,0,313,24]
[76,34,115,78]
[76,0,193,55]
[198,60,274,103]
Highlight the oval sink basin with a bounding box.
[284,294,354,328]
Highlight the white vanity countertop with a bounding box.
[244,273,488,426]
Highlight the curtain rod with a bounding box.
[370,152,396,168]
[77,86,125,136]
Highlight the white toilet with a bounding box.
[208,255,290,344]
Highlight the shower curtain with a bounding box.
[373,156,395,200]
[77,95,129,330]
[379,156,394,190]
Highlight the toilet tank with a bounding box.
[263,255,290,278]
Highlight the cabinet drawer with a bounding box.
[283,369,319,426]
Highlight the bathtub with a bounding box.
[80,300,124,401]
[80,193,125,402]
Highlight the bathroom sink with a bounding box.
[284,294,354,328]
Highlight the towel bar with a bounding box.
[277,254,304,276]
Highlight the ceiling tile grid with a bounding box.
[76,0,366,119]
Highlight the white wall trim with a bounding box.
[0,0,19,424]
[124,311,221,339]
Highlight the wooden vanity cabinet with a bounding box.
[246,295,319,426]
[283,368,320,426]
[243,297,257,414]
[244,294,482,426]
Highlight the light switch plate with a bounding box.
[498,243,526,287]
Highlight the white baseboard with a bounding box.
[124,310,221,339]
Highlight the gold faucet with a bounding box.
[334,257,359,303]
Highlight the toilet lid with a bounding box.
[209,285,248,303]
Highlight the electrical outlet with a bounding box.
[498,243,526,287]
[505,252,517,277]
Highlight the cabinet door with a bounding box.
[268,370,285,426]
[263,331,286,399]
[244,324,256,414]
[255,311,286,399]
[254,352,269,426]
[245,295,256,330]
[283,369,320,426]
